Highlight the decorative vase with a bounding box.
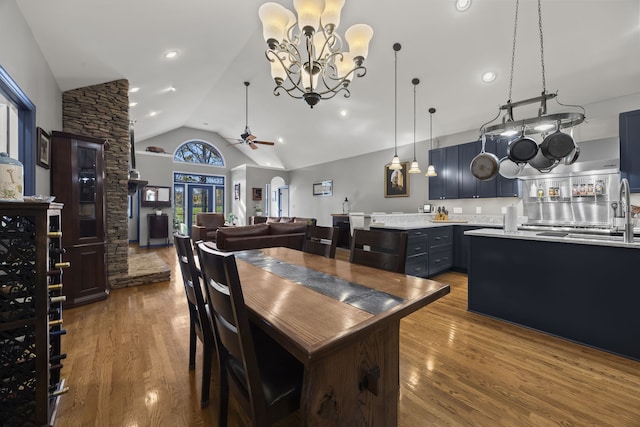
[0,152,23,201]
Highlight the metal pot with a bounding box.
[470,135,499,181]
[563,144,580,165]
[498,156,524,179]
[540,122,575,160]
[528,147,559,173]
[508,131,538,164]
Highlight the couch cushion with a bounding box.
[268,222,307,235]
[218,223,269,238]
[196,212,225,229]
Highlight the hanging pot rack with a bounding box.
[478,0,585,138]
[481,92,585,137]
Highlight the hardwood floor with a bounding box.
[54,246,640,426]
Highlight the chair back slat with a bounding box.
[302,225,338,258]
[349,229,408,273]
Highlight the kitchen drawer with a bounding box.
[429,226,453,250]
[406,253,428,278]
[429,245,452,276]
[407,236,427,256]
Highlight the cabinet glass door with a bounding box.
[77,146,97,238]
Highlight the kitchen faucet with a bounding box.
[619,178,634,243]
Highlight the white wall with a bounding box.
[130,126,262,242]
[0,0,62,195]
[290,93,640,227]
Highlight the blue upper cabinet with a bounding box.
[620,109,640,193]
[428,145,459,200]
[458,139,497,199]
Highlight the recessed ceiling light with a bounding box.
[482,71,496,83]
[149,111,157,117]
[167,86,176,92]
[164,50,178,59]
[129,87,140,93]
[340,110,348,117]
[455,0,471,12]
[129,102,138,107]
[278,137,284,143]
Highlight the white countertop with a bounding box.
[465,228,640,249]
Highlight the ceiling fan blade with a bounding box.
[253,140,275,146]
[245,134,257,141]
[248,142,258,150]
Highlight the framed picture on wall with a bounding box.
[384,162,409,197]
[313,180,332,196]
[234,183,240,200]
[36,127,51,169]
[252,187,262,200]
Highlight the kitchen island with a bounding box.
[466,228,640,361]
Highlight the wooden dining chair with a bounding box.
[349,228,408,274]
[302,225,339,258]
[173,232,216,408]
[196,242,303,427]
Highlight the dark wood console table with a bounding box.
[147,214,169,247]
[331,214,350,248]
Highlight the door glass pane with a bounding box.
[189,186,213,227]
[174,184,184,228]
[215,186,224,213]
[78,147,97,237]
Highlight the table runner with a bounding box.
[235,250,404,315]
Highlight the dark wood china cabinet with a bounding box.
[50,131,108,307]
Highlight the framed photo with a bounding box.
[234,183,240,200]
[36,127,51,169]
[252,187,262,200]
[313,180,332,196]
[384,162,409,197]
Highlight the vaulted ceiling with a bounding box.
[16,0,640,170]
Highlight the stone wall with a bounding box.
[62,79,130,286]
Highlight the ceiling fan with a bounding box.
[227,81,275,150]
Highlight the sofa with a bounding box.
[215,222,309,251]
[191,212,225,242]
[250,216,317,225]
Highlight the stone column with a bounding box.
[62,79,130,286]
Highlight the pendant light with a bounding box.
[388,43,402,171]
[425,107,438,177]
[408,78,421,174]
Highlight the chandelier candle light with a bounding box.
[258,0,373,108]
[408,78,421,174]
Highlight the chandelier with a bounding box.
[258,0,373,108]
[479,0,585,138]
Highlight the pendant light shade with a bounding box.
[425,107,438,177]
[388,43,403,171]
[408,78,421,174]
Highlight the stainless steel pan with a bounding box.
[470,135,499,181]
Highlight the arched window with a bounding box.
[174,140,224,166]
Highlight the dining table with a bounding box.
[217,246,450,426]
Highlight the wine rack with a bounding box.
[0,201,67,426]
